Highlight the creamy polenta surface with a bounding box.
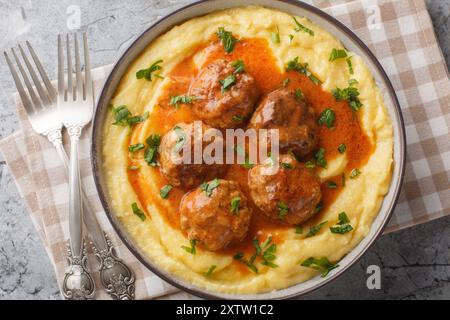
[102,6,393,294]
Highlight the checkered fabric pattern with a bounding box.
[0,0,449,299]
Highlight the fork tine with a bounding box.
[18,44,51,107]
[58,34,65,101]
[4,51,35,115]
[26,41,57,103]
[83,33,92,100]
[10,48,43,111]
[66,34,73,100]
[74,34,83,101]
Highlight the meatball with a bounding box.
[180,179,252,251]
[188,59,260,130]
[248,154,321,225]
[248,87,318,158]
[159,122,225,188]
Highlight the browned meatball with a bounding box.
[159,122,225,188]
[188,59,260,130]
[180,179,252,251]
[248,154,321,225]
[248,88,318,159]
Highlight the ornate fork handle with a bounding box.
[92,233,135,300]
[46,129,135,300]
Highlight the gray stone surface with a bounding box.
[0,0,449,300]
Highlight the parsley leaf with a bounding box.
[347,57,354,75]
[338,143,347,153]
[318,108,335,128]
[326,181,337,189]
[159,184,173,199]
[204,265,217,277]
[332,83,363,111]
[293,17,314,36]
[231,59,245,73]
[277,201,289,220]
[295,88,304,101]
[128,143,145,152]
[170,95,197,109]
[315,148,327,168]
[301,257,339,277]
[173,126,186,152]
[295,225,303,234]
[219,74,236,92]
[305,221,328,238]
[271,26,281,44]
[217,27,238,53]
[281,162,293,169]
[286,56,321,85]
[232,115,244,122]
[350,168,361,179]
[200,179,220,197]
[181,239,197,255]
[131,202,146,221]
[144,134,161,166]
[282,78,290,87]
[330,212,353,234]
[136,60,163,81]
[230,196,241,214]
[329,48,348,62]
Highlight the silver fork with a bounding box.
[58,33,96,300]
[4,38,135,300]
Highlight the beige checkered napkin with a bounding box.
[0,0,449,299]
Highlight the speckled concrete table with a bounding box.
[0,0,449,300]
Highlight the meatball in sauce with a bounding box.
[180,179,252,251]
[248,154,322,225]
[159,122,225,189]
[248,87,318,159]
[188,59,260,130]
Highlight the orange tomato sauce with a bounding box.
[126,37,372,266]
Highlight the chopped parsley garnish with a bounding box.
[295,225,303,234]
[181,239,197,255]
[305,221,328,238]
[347,57,354,75]
[253,239,262,256]
[286,56,321,85]
[329,48,348,62]
[234,252,258,273]
[173,126,186,152]
[159,184,173,199]
[348,78,359,86]
[318,108,335,128]
[131,202,146,221]
[231,59,245,73]
[315,202,323,214]
[200,178,220,197]
[289,34,294,42]
[232,115,244,122]
[144,134,161,166]
[277,201,289,220]
[305,161,316,169]
[338,143,347,153]
[293,17,314,36]
[332,81,362,111]
[350,168,362,179]
[169,95,197,109]
[230,196,241,214]
[136,60,163,81]
[281,162,293,169]
[110,105,148,127]
[301,257,339,277]
[128,143,145,153]
[250,236,278,269]
[330,212,353,234]
[216,27,238,53]
[282,78,290,87]
[204,265,217,277]
[314,148,327,168]
[326,181,337,189]
[271,26,281,44]
[295,88,304,101]
[219,74,236,92]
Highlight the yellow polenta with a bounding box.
[101,6,393,294]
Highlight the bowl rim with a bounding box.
[91,0,406,300]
